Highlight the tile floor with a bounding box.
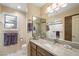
[7,44,27,56]
[7,48,27,56]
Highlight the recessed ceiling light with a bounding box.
[17,6,21,9]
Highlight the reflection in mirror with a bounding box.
[72,15,79,43]
[32,16,46,39]
[47,20,63,40]
[46,3,79,44]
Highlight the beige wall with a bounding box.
[40,4,51,22]
[26,4,41,55]
[0,5,26,55]
[27,4,41,39]
[27,4,40,20]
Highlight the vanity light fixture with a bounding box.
[47,3,68,13]
[49,10,54,13]
[61,3,68,7]
[47,6,52,13]
[55,7,60,11]
[51,3,57,9]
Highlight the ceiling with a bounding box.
[1,3,79,14]
[32,3,45,7]
[1,3,27,13]
[1,3,45,13]
[48,3,79,16]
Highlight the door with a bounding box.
[65,16,72,41]
[72,15,79,42]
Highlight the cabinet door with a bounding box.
[30,42,36,49]
[37,51,43,56]
[31,48,37,56]
[30,42,37,56]
[37,46,53,56]
[30,42,54,56]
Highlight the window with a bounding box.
[4,14,17,29]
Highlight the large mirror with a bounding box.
[46,3,79,43]
[32,16,46,39]
[47,19,63,40]
[32,3,79,44]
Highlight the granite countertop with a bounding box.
[30,39,79,56]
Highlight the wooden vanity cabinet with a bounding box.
[30,42,37,56]
[37,46,53,56]
[30,42,54,56]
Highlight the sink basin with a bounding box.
[63,44,72,49]
[44,43,52,48]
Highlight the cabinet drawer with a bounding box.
[37,46,53,56]
[30,42,36,49]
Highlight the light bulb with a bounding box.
[49,10,54,13]
[62,3,68,7]
[55,7,60,11]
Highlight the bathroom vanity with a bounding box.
[30,39,79,56]
[30,41,53,56]
[31,14,79,56]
